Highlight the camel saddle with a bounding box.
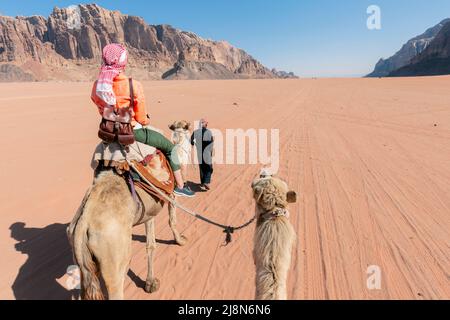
[91,142,175,201]
[131,151,175,199]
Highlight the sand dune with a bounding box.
[0,77,449,300]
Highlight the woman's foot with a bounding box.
[174,186,195,198]
[203,184,211,191]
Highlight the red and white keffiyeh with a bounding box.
[96,43,128,106]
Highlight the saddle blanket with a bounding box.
[91,141,156,170]
[91,141,175,199]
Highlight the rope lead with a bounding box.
[130,162,256,245]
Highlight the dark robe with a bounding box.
[191,128,214,184]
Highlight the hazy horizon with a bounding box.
[1,0,450,77]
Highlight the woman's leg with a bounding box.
[173,171,184,190]
[134,128,180,170]
[181,164,188,183]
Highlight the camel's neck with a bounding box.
[255,266,288,300]
[254,216,294,300]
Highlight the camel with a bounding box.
[251,173,297,300]
[67,169,187,300]
[169,120,192,182]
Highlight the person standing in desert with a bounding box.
[191,119,214,191]
[91,43,195,197]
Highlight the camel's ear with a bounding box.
[286,191,297,203]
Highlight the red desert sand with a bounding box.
[0,77,449,300]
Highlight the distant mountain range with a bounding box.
[0,4,297,82]
[367,18,450,77]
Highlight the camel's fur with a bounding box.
[68,170,187,300]
[252,176,297,300]
[169,120,192,181]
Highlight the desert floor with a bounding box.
[0,77,449,300]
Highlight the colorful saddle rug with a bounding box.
[91,142,175,201]
[132,151,175,198]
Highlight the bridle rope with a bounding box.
[129,162,255,245]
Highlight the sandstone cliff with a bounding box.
[0,4,277,81]
[389,20,450,77]
[367,18,450,77]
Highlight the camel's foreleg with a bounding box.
[168,197,187,246]
[144,218,160,293]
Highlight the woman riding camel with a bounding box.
[91,43,195,198]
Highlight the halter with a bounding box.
[260,207,290,221]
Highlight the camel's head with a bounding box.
[169,120,191,132]
[251,174,297,218]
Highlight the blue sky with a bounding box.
[1,0,450,77]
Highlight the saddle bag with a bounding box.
[98,78,136,146]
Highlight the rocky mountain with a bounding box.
[0,64,34,82]
[367,18,450,77]
[0,4,277,81]
[389,20,450,77]
[271,69,298,79]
